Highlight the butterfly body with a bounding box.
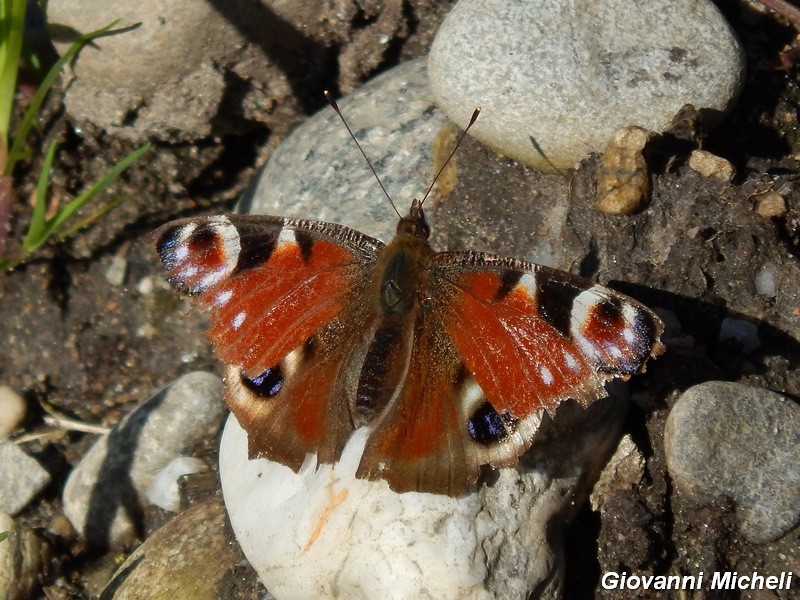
[154,197,663,496]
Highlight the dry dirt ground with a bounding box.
[0,2,798,598]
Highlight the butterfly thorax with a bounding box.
[376,202,435,317]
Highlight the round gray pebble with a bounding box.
[62,371,225,548]
[47,0,294,143]
[428,0,744,170]
[241,57,448,242]
[664,381,800,543]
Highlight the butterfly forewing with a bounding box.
[153,214,383,376]
[152,214,384,467]
[429,251,664,418]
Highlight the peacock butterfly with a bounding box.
[152,98,664,496]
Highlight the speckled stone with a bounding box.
[428,0,744,170]
[221,392,627,599]
[665,381,800,543]
[241,57,448,243]
[62,372,225,548]
[0,442,51,515]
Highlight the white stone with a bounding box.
[428,0,744,170]
[754,263,776,297]
[220,393,626,599]
[104,255,128,287]
[719,317,760,354]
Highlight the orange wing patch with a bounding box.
[441,271,593,418]
[207,239,359,377]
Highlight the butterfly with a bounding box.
[152,102,664,497]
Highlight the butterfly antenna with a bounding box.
[419,107,481,208]
[324,90,402,220]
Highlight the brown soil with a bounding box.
[1,2,798,598]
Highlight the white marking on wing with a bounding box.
[622,303,641,345]
[214,289,233,307]
[282,346,303,381]
[179,265,199,279]
[232,311,247,330]
[540,366,554,386]
[623,328,636,344]
[278,229,296,247]
[210,216,241,270]
[518,273,537,295]
[565,351,580,371]
[571,288,605,361]
[198,266,228,290]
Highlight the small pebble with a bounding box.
[146,456,207,512]
[428,0,744,170]
[46,515,77,541]
[755,191,788,218]
[665,381,800,543]
[719,317,760,353]
[0,384,26,439]
[590,434,645,511]
[688,149,735,181]
[0,442,51,515]
[0,513,51,599]
[104,255,128,286]
[754,263,777,298]
[595,126,651,215]
[62,371,225,548]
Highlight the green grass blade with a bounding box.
[35,142,150,243]
[22,138,58,252]
[0,0,27,143]
[4,19,133,174]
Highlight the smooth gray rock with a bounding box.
[62,371,225,548]
[0,442,51,515]
[428,0,744,170]
[241,57,448,243]
[665,381,800,543]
